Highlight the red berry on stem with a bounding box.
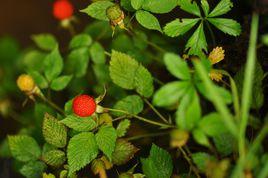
[53,0,74,20]
[72,95,96,117]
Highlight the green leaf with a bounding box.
[153,81,191,107]
[135,10,162,32]
[262,34,268,46]
[116,119,131,137]
[201,0,210,16]
[208,18,241,36]
[176,89,201,130]
[95,125,117,160]
[81,1,114,21]
[185,22,207,56]
[164,52,191,80]
[198,112,227,137]
[29,70,48,89]
[141,0,177,14]
[60,115,97,132]
[8,135,41,162]
[32,34,57,51]
[89,42,106,64]
[20,161,46,178]
[208,0,233,17]
[112,139,139,165]
[109,50,154,97]
[177,0,201,16]
[43,150,66,167]
[50,75,73,91]
[42,113,67,148]
[44,47,63,81]
[131,0,144,10]
[192,129,210,147]
[192,152,214,172]
[113,95,144,116]
[164,18,199,37]
[69,34,92,49]
[121,0,135,11]
[22,50,46,71]
[141,144,173,178]
[67,132,98,173]
[213,132,235,156]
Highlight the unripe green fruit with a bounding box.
[106,5,123,21]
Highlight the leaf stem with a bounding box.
[38,95,66,116]
[126,131,170,141]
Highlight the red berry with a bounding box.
[72,95,96,117]
[53,0,74,20]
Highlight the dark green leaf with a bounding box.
[20,161,46,178]
[50,75,73,91]
[44,47,63,81]
[69,34,92,49]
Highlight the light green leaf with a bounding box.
[192,152,214,172]
[177,0,201,16]
[80,1,114,21]
[208,0,233,17]
[20,161,46,178]
[112,139,139,165]
[95,125,117,160]
[135,10,162,32]
[44,47,63,81]
[109,50,154,97]
[192,129,210,147]
[89,42,106,64]
[22,50,46,71]
[142,0,177,14]
[164,52,191,80]
[60,115,97,132]
[29,70,48,89]
[131,0,144,10]
[141,144,173,178]
[69,34,92,49]
[43,150,66,167]
[201,0,210,16]
[164,18,199,37]
[8,135,41,162]
[153,81,191,107]
[50,75,73,91]
[208,18,241,36]
[262,34,268,46]
[32,34,57,51]
[198,112,227,137]
[116,119,131,137]
[185,22,207,56]
[42,113,67,148]
[113,95,144,116]
[67,132,98,173]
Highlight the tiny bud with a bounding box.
[106,5,125,29]
[208,47,225,65]
[170,129,189,148]
[17,74,36,92]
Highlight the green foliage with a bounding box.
[32,34,57,51]
[69,34,92,49]
[60,115,97,132]
[20,161,46,178]
[42,150,66,167]
[116,119,131,137]
[192,152,215,172]
[113,95,144,116]
[141,0,177,14]
[50,75,73,91]
[135,10,162,32]
[213,132,235,156]
[81,1,114,21]
[67,132,98,173]
[141,144,173,178]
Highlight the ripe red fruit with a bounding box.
[53,0,74,20]
[72,95,96,117]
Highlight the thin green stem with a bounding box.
[126,131,170,141]
[38,95,65,116]
[205,21,216,46]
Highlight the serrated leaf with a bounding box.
[192,129,210,147]
[50,75,73,91]
[177,0,201,16]
[113,95,144,116]
[116,119,131,137]
[89,42,106,64]
[213,132,235,156]
[69,34,92,49]
[164,18,199,37]
[81,1,114,21]
[208,0,233,17]
[164,52,191,80]
[131,0,144,10]
[43,113,67,148]
[29,70,48,89]
[141,144,173,178]
[8,135,41,162]
[109,50,154,97]
[112,139,139,165]
[153,81,191,107]
[44,47,63,81]
[42,143,57,156]
[32,34,57,51]
[43,150,66,167]
[60,115,97,132]
[185,22,207,56]
[95,125,117,160]
[135,10,162,32]
[67,132,98,173]
[20,161,46,178]
[141,0,177,14]
[208,18,241,36]
[201,0,210,16]
[192,152,214,172]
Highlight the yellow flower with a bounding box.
[208,47,225,65]
[16,74,35,92]
[209,70,223,82]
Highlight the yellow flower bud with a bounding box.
[170,129,189,148]
[209,70,223,82]
[16,74,36,92]
[208,47,225,65]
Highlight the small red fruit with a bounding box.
[53,0,74,20]
[72,95,96,117]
